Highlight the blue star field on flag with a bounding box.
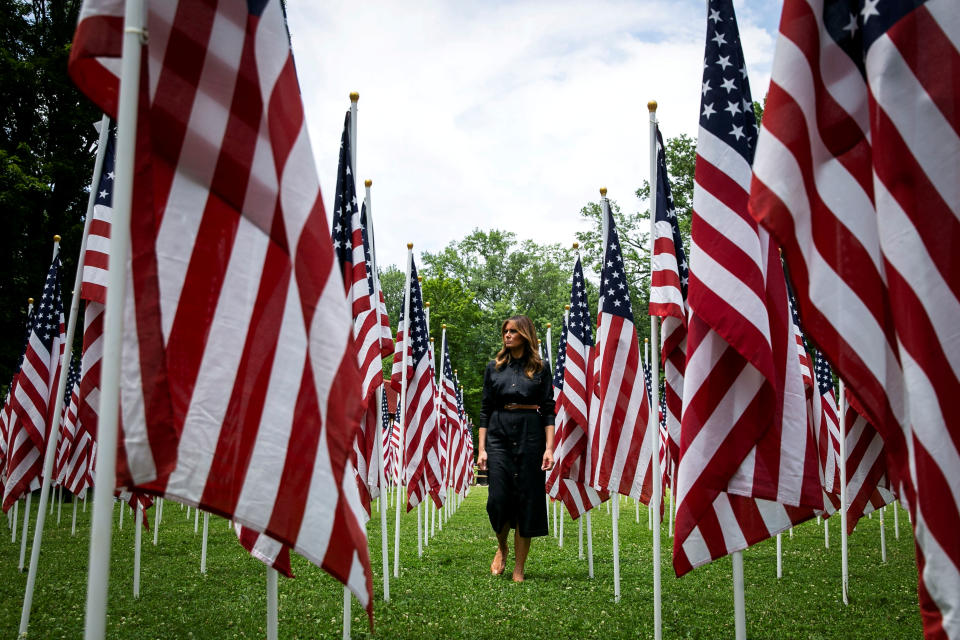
[814,350,836,399]
[33,256,64,351]
[552,318,568,390]
[64,356,81,405]
[643,361,654,406]
[407,260,429,367]
[330,110,376,297]
[700,0,759,163]
[599,205,634,320]
[568,255,594,347]
[824,0,927,72]
[655,125,689,298]
[93,129,116,213]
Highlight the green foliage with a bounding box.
[0,0,100,386]
[0,491,923,638]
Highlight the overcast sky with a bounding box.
[285,1,782,270]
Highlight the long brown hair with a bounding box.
[494,315,543,379]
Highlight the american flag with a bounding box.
[440,340,460,491]
[547,263,609,519]
[554,256,594,484]
[331,110,392,511]
[843,393,896,536]
[748,0,958,632]
[54,357,82,486]
[812,351,841,507]
[673,0,821,576]
[396,260,443,510]
[69,0,373,611]
[4,252,65,511]
[649,125,688,475]
[587,202,652,501]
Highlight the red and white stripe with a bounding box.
[749,0,960,632]
[70,0,372,610]
[843,395,896,535]
[235,523,293,578]
[54,377,80,485]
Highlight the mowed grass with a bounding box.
[1,487,921,639]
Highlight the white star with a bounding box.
[99,190,108,199]
[106,171,115,180]
[739,65,748,78]
[711,31,727,47]
[708,8,722,23]
[720,77,737,93]
[861,0,880,23]
[724,101,741,117]
[613,299,621,307]
[716,55,732,70]
[667,207,676,218]
[842,12,859,36]
[702,80,711,97]
[730,125,745,141]
[742,98,752,113]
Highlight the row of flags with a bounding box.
[5,0,480,627]
[539,1,955,637]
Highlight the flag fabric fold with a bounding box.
[69,0,372,612]
[674,0,821,576]
[748,0,959,633]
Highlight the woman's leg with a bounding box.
[513,529,531,582]
[492,523,510,575]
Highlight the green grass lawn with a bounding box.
[1,487,921,639]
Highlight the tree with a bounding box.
[0,0,100,390]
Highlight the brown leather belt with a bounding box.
[503,403,539,411]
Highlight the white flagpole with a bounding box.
[586,509,594,578]
[879,506,886,563]
[200,512,210,574]
[894,500,900,540]
[647,101,664,640]
[152,497,161,545]
[11,497,19,543]
[119,498,124,530]
[825,516,830,548]
[733,550,746,640]
[394,244,413,577]
[428,331,435,543]
[365,179,390,602]
[342,587,352,640]
[839,378,849,605]
[612,495,621,602]
[133,506,142,598]
[776,533,782,579]
[56,487,62,524]
[194,505,199,534]
[84,1,144,636]
[19,493,31,571]
[72,498,79,537]
[267,567,279,640]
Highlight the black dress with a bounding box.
[478,357,555,538]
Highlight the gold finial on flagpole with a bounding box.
[648,100,657,112]
[350,92,359,102]
[53,235,61,243]
[442,323,447,329]
[407,242,414,249]
[365,179,372,188]
[599,187,607,197]
[28,298,34,305]
[565,304,571,310]
[572,242,579,250]
[546,323,551,328]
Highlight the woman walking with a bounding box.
[476,315,555,582]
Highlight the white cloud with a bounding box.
[286,0,779,270]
